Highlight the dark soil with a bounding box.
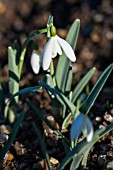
[0,0,113,169]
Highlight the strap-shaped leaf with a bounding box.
[72,67,96,103]
[8,47,19,102]
[62,112,72,130]
[4,86,41,120]
[0,84,5,112]
[0,110,26,163]
[13,40,20,66]
[45,74,54,88]
[26,99,70,148]
[70,123,113,170]
[55,19,80,93]
[80,63,113,114]
[65,66,73,93]
[9,86,41,101]
[32,122,51,170]
[40,81,76,115]
[57,123,113,170]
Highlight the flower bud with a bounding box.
[51,26,56,36]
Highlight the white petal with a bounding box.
[30,50,41,74]
[70,113,85,141]
[56,35,76,62]
[85,116,93,142]
[52,36,62,58]
[42,38,53,70]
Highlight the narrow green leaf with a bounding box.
[0,110,26,163]
[32,122,51,170]
[55,19,80,93]
[8,47,19,102]
[9,86,41,101]
[45,74,54,88]
[0,84,5,112]
[26,99,56,130]
[81,147,91,168]
[65,66,73,93]
[57,123,113,170]
[70,123,113,170]
[70,154,83,170]
[26,99,70,147]
[62,112,72,130]
[40,81,76,115]
[13,40,20,66]
[57,141,86,170]
[72,67,96,103]
[80,64,113,114]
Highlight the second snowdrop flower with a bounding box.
[30,50,42,74]
[42,26,76,70]
[70,112,93,142]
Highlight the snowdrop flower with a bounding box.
[70,112,93,142]
[30,50,42,74]
[42,26,76,70]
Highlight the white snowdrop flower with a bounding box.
[30,50,42,74]
[70,112,93,142]
[42,26,76,70]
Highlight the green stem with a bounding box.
[71,140,75,148]
[50,60,56,87]
[18,28,47,79]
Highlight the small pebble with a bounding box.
[3,153,8,160]
[96,116,102,122]
[98,154,107,166]
[104,114,113,123]
[106,161,113,169]
[99,124,105,129]
[0,134,8,143]
[0,125,11,134]
[50,157,59,165]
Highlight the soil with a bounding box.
[0,0,113,170]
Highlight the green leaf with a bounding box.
[45,74,54,88]
[80,64,113,114]
[64,66,73,93]
[8,46,19,102]
[26,99,70,147]
[0,84,5,113]
[72,67,96,103]
[57,141,86,170]
[32,122,51,170]
[13,40,20,66]
[55,19,80,93]
[40,81,76,115]
[62,112,72,130]
[0,110,26,163]
[70,123,113,170]
[9,86,41,101]
[57,123,113,170]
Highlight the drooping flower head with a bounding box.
[30,16,76,73]
[70,112,93,142]
[30,50,42,74]
[42,25,76,70]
